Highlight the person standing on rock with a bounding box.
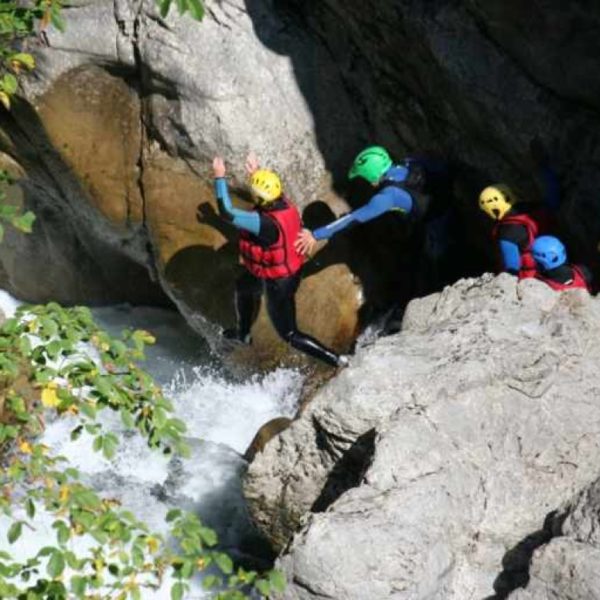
[478,141,560,279]
[294,146,449,257]
[531,236,592,292]
[211,154,348,368]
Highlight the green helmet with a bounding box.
[348,146,393,183]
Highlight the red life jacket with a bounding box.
[536,265,590,292]
[239,198,304,279]
[493,209,553,279]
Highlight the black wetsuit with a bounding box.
[234,270,341,366]
[542,264,593,287]
[214,179,343,367]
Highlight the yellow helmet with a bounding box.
[478,184,517,220]
[250,169,282,205]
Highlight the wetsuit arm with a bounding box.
[312,187,413,241]
[499,239,521,274]
[215,177,261,235]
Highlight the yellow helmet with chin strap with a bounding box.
[478,184,517,220]
[250,170,282,205]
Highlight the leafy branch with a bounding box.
[0,302,285,599]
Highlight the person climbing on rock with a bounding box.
[294,145,459,335]
[531,235,592,291]
[211,154,348,368]
[294,145,444,256]
[478,140,560,279]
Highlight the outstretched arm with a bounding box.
[212,157,261,235]
[312,186,413,241]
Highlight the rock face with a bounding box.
[4,0,600,361]
[244,275,600,598]
[256,0,600,269]
[512,477,600,600]
[0,0,361,362]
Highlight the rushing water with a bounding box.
[0,290,304,598]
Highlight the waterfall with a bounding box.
[0,290,304,597]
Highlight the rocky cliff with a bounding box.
[245,275,600,599]
[0,0,363,365]
[4,0,599,365]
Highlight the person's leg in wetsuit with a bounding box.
[225,271,262,343]
[264,273,344,367]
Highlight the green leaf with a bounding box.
[0,223,3,243]
[166,508,182,523]
[70,575,86,596]
[171,581,185,600]
[159,0,173,18]
[10,52,36,70]
[187,0,204,20]
[70,425,83,441]
[255,579,271,597]
[102,432,118,459]
[93,434,103,453]
[132,544,144,568]
[2,73,17,94]
[12,211,35,233]
[215,553,233,575]
[198,526,217,547]
[7,521,22,544]
[202,575,219,589]
[52,520,70,546]
[120,407,134,429]
[25,498,35,519]
[47,549,65,578]
[269,569,286,593]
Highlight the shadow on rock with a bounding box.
[311,427,377,513]
[486,509,567,599]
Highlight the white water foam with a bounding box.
[0,292,304,598]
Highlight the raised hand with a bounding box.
[213,156,226,178]
[294,228,318,256]
[245,152,260,176]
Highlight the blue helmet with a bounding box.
[531,236,567,270]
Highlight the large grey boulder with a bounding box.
[244,274,600,598]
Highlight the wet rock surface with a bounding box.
[244,275,600,598]
[0,0,361,363]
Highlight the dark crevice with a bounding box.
[0,99,169,305]
[311,428,376,513]
[485,508,568,599]
[130,0,161,284]
[292,576,336,599]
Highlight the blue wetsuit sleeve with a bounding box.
[214,177,261,235]
[540,165,560,211]
[313,186,413,241]
[499,239,521,274]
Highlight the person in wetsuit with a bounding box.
[294,146,443,256]
[531,236,592,292]
[478,163,560,279]
[212,155,348,368]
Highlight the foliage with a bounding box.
[0,170,35,243]
[0,300,285,599]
